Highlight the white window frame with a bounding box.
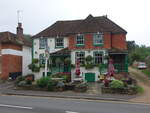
[93,51,103,64]
[93,33,103,45]
[39,38,47,49]
[75,52,85,64]
[76,34,84,45]
[55,38,64,48]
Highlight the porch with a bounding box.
[109,50,128,73]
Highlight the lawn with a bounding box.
[142,69,150,77]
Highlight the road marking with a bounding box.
[65,111,79,113]
[0,104,33,109]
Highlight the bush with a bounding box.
[85,55,93,62]
[36,77,51,88]
[25,74,34,81]
[32,58,39,64]
[85,63,94,69]
[110,80,124,89]
[47,80,57,91]
[18,81,26,87]
[15,76,25,85]
[74,83,88,92]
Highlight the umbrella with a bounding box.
[75,59,80,77]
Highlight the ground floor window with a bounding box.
[39,54,45,64]
[93,51,103,64]
[75,52,85,64]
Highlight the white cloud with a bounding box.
[0,0,150,46]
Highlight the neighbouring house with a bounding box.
[32,14,128,82]
[0,23,32,80]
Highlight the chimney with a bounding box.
[17,23,23,41]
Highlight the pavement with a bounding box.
[0,82,136,102]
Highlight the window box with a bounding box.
[76,44,84,47]
[93,43,104,46]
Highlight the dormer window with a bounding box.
[93,32,103,46]
[55,38,64,48]
[76,34,84,46]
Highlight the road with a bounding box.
[0,95,149,113]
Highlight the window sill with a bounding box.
[93,43,104,46]
[55,46,64,48]
[39,48,45,49]
[76,44,84,47]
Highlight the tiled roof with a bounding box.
[0,31,32,46]
[33,14,127,38]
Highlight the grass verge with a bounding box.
[142,69,150,77]
[135,85,144,94]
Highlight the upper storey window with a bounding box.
[93,33,103,46]
[39,38,47,49]
[76,34,84,46]
[55,38,64,48]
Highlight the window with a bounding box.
[55,38,64,48]
[75,52,85,64]
[39,54,45,64]
[39,38,47,49]
[93,33,103,45]
[93,51,103,64]
[76,34,84,45]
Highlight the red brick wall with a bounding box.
[68,33,126,50]
[0,43,22,80]
[112,34,127,50]
[68,33,111,50]
[1,55,22,80]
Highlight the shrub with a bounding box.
[25,79,32,85]
[85,63,94,69]
[15,76,25,85]
[85,55,93,62]
[47,80,58,91]
[71,64,75,68]
[25,74,34,81]
[36,77,51,88]
[110,80,124,89]
[18,81,26,87]
[74,83,88,92]
[32,58,39,64]
[64,57,71,64]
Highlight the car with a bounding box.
[137,62,147,69]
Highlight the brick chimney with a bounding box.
[17,23,23,41]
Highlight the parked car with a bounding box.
[138,62,147,69]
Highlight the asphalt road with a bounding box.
[0,95,149,113]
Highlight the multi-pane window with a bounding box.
[55,38,64,48]
[75,52,85,64]
[93,51,103,64]
[39,38,47,49]
[93,33,103,45]
[39,54,45,64]
[76,34,84,45]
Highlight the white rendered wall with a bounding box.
[33,37,68,59]
[22,46,32,76]
[71,67,100,82]
[33,37,68,79]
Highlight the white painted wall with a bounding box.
[22,46,32,76]
[71,50,107,64]
[33,37,68,79]
[71,67,100,82]
[33,37,68,59]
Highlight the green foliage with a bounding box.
[36,77,51,88]
[85,55,93,62]
[28,63,40,72]
[85,63,94,69]
[32,58,39,64]
[15,76,25,85]
[47,80,57,91]
[71,64,75,68]
[127,41,150,65]
[55,58,63,64]
[75,83,88,92]
[142,69,150,77]
[110,80,124,89]
[64,57,71,64]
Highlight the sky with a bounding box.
[0,0,150,46]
